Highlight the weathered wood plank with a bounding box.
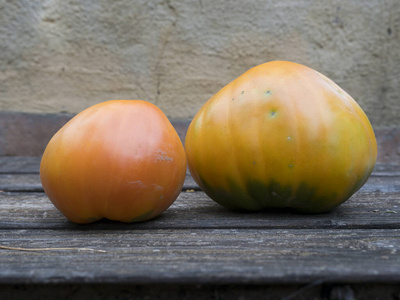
[0,183,399,230]
[0,157,41,174]
[0,174,43,192]
[1,282,400,300]
[1,283,399,300]
[0,173,198,192]
[0,113,72,156]
[0,160,398,229]
[1,155,399,175]
[0,171,397,193]
[1,228,400,285]
[372,163,400,176]
[0,158,398,192]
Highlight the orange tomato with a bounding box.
[185,61,377,213]
[40,100,187,223]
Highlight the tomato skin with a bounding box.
[185,61,377,213]
[40,100,187,223]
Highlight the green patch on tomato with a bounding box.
[199,175,342,213]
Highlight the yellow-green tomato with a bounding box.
[40,100,187,223]
[185,61,377,213]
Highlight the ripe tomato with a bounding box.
[185,61,377,213]
[40,100,187,223]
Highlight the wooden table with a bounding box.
[0,156,399,300]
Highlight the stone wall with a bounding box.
[1,0,399,128]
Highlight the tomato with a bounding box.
[185,61,377,213]
[40,100,187,223]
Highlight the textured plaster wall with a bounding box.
[0,0,399,128]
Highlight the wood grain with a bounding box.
[0,156,399,299]
[1,228,400,285]
[0,173,399,230]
